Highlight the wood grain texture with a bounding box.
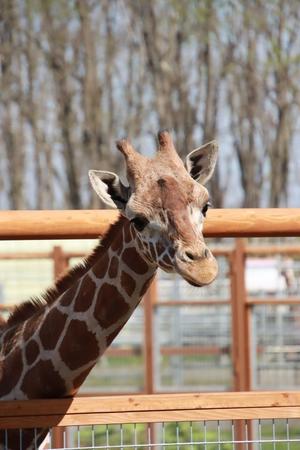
[1,391,300,416]
[2,407,300,429]
[0,208,300,239]
[1,392,300,429]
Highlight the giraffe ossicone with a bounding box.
[0,130,218,449]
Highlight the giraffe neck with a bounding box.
[0,216,157,401]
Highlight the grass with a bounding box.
[82,353,232,392]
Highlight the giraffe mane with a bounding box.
[3,215,127,330]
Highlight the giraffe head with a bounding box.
[89,131,218,287]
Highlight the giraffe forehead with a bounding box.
[135,172,204,210]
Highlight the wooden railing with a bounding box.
[1,392,300,450]
[0,208,300,239]
[1,391,300,428]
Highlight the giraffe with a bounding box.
[0,130,218,449]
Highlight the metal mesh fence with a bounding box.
[0,240,96,307]
[3,418,300,449]
[154,305,232,391]
[252,304,300,389]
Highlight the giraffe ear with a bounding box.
[89,170,130,209]
[185,140,218,185]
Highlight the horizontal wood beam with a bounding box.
[246,245,300,255]
[160,345,228,356]
[2,406,300,428]
[247,297,300,305]
[1,392,300,429]
[156,299,229,307]
[0,210,119,240]
[0,209,300,240]
[2,391,300,417]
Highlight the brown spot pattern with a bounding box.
[156,241,166,256]
[122,247,149,274]
[111,229,124,252]
[0,347,23,397]
[39,308,67,350]
[94,283,130,328]
[149,242,157,260]
[121,271,136,296]
[160,254,173,269]
[21,359,66,398]
[25,340,40,365]
[92,252,109,278]
[108,256,119,278]
[59,320,99,370]
[1,327,17,354]
[61,282,79,307]
[74,276,96,312]
[23,318,39,342]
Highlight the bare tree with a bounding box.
[0,0,26,209]
[0,0,299,209]
[261,0,300,206]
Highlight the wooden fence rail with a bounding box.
[1,392,300,429]
[1,208,300,239]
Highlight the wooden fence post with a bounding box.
[143,276,157,446]
[230,238,253,449]
[143,277,157,395]
[53,246,69,280]
[230,238,251,391]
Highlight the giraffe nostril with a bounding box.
[184,248,210,261]
[204,248,210,258]
[185,251,198,261]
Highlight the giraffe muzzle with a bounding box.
[174,248,218,287]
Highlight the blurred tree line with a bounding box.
[0,0,299,209]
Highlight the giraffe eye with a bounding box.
[201,202,211,217]
[130,215,149,231]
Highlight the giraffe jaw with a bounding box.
[174,254,218,287]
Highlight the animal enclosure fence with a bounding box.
[1,392,300,449]
[1,233,300,393]
[1,208,300,449]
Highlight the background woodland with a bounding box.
[0,0,300,209]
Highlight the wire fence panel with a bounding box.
[58,420,300,450]
[154,304,232,392]
[252,305,300,389]
[2,418,300,450]
[2,393,300,450]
